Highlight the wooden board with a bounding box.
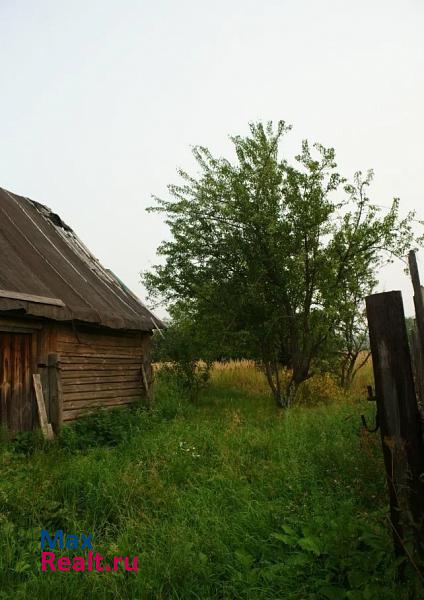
[0,289,65,307]
[63,387,142,402]
[57,328,143,348]
[60,356,142,365]
[60,364,141,373]
[62,379,141,394]
[32,374,54,440]
[58,345,143,358]
[60,368,142,380]
[64,394,141,410]
[0,317,42,330]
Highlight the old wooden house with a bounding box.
[0,187,162,434]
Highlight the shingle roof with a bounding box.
[0,187,162,331]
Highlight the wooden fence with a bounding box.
[366,250,424,568]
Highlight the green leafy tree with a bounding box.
[153,312,212,402]
[144,121,420,406]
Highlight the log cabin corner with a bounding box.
[0,187,163,435]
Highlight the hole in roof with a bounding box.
[47,211,73,231]
[31,200,73,232]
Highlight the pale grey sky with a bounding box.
[1,0,423,316]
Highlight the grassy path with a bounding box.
[0,379,418,599]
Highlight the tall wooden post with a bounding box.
[411,326,424,419]
[366,290,424,560]
[141,334,154,409]
[408,250,424,416]
[409,250,424,348]
[48,353,63,433]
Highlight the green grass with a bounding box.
[0,375,420,599]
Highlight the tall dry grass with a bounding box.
[210,360,353,405]
[156,354,374,404]
[349,352,374,399]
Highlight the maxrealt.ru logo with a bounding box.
[40,530,139,573]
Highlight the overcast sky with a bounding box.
[1,0,423,317]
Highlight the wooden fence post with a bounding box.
[48,353,63,433]
[408,250,424,418]
[409,251,424,349]
[366,290,424,560]
[411,326,424,420]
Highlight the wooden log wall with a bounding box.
[56,325,148,422]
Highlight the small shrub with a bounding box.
[153,316,213,402]
[297,373,345,406]
[157,361,211,403]
[57,405,147,451]
[11,429,46,456]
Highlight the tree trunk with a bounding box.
[263,359,285,408]
[285,378,297,407]
[340,352,357,389]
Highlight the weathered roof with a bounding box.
[0,187,163,331]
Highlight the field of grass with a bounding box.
[0,361,420,599]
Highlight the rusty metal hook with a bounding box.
[361,385,380,432]
[361,412,380,433]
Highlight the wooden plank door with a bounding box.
[0,333,33,432]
